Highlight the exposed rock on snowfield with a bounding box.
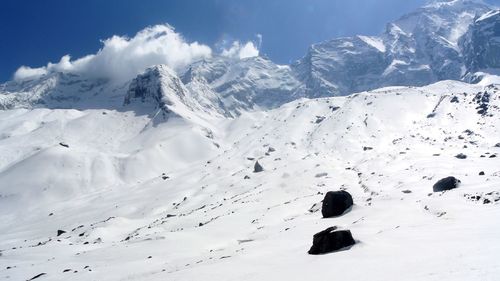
[433,177,461,192]
[308,227,356,255]
[254,161,264,173]
[321,191,354,218]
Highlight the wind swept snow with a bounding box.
[358,36,386,52]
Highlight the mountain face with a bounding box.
[181,56,303,110]
[124,59,302,121]
[292,36,387,98]
[461,9,500,72]
[0,72,121,110]
[292,0,492,96]
[124,65,231,121]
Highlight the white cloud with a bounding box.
[14,24,213,82]
[13,66,49,80]
[220,35,261,59]
[238,42,260,59]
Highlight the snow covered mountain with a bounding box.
[292,35,388,97]
[181,56,303,111]
[1,1,500,280]
[1,0,499,110]
[0,72,124,110]
[292,0,493,96]
[124,64,231,123]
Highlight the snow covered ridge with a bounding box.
[2,0,500,111]
[1,80,500,280]
[0,57,304,120]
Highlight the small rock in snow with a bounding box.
[315,172,328,178]
[59,142,69,148]
[254,161,264,173]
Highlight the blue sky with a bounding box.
[0,0,499,82]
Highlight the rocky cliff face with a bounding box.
[125,64,231,119]
[461,10,500,72]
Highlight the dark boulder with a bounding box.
[321,191,353,218]
[455,153,467,159]
[57,230,66,237]
[463,129,474,136]
[433,177,461,192]
[59,142,69,148]
[315,116,326,124]
[479,171,485,176]
[253,161,264,173]
[28,273,47,280]
[308,227,355,255]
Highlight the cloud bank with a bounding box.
[13,24,261,82]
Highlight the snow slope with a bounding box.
[1,80,500,281]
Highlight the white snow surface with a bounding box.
[476,9,500,22]
[1,80,500,281]
[358,36,386,52]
